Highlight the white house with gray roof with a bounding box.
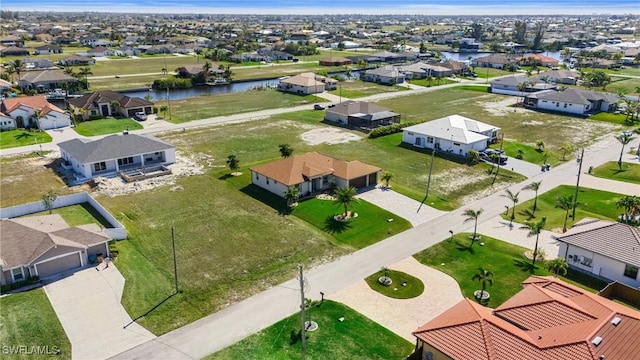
[555,218,640,288]
[58,133,175,180]
[402,115,500,156]
[524,89,619,115]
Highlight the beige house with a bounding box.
[277,72,337,95]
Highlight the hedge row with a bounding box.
[368,121,425,139]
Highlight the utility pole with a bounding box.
[572,148,584,220]
[298,264,306,360]
[167,86,172,121]
[171,225,179,294]
[418,146,436,213]
[492,133,504,185]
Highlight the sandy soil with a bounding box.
[300,127,362,146]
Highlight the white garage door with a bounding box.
[36,253,82,279]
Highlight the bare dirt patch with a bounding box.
[301,127,362,146]
[480,96,528,117]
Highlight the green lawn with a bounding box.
[407,78,456,87]
[292,198,413,249]
[207,300,413,360]
[450,85,490,92]
[327,80,407,99]
[414,234,608,307]
[506,185,624,230]
[0,289,72,360]
[164,89,322,123]
[73,118,143,136]
[591,161,640,185]
[26,203,113,228]
[365,269,425,299]
[0,130,52,149]
[473,67,515,79]
[490,140,564,166]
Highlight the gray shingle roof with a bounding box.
[526,88,619,105]
[326,101,394,117]
[58,134,174,163]
[555,218,640,266]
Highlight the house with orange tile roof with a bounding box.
[517,53,560,67]
[412,276,640,360]
[555,218,640,288]
[1,95,71,129]
[250,152,380,198]
[277,72,337,95]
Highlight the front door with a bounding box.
[101,104,109,116]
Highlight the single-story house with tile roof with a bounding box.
[440,60,468,74]
[58,133,175,180]
[517,53,559,67]
[324,100,400,129]
[399,62,452,79]
[277,72,337,94]
[471,54,516,69]
[364,65,405,85]
[0,214,112,285]
[555,218,640,288]
[536,69,579,85]
[319,56,353,66]
[0,111,15,130]
[1,95,71,129]
[524,88,618,115]
[18,70,79,92]
[68,90,154,119]
[412,276,640,360]
[402,115,499,156]
[250,152,381,198]
[58,55,96,66]
[490,74,554,96]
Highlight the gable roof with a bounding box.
[365,65,404,77]
[402,115,498,145]
[250,152,380,186]
[414,276,640,360]
[490,74,532,87]
[58,133,174,164]
[326,101,393,117]
[19,70,78,84]
[555,218,640,266]
[280,73,325,87]
[68,90,153,110]
[473,54,515,64]
[526,88,619,106]
[0,215,110,269]
[1,95,65,116]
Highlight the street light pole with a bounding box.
[572,148,584,220]
[171,225,179,294]
[298,264,306,360]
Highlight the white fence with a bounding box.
[0,192,127,240]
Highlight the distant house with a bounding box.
[524,89,618,115]
[555,218,640,288]
[277,72,337,95]
[85,46,113,57]
[402,115,499,156]
[364,65,405,85]
[517,53,559,67]
[58,55,96,66]
[319,56,353,66]
[400,62,452,79]
[440,60,468,74]
[23,57,55,70]
[18,70,79,92]
[536,69,579,85]
[1,95,71,129]
[413,276,640,360]
[471,54,516,69]
[113,46,138,57]
[0,215,112,286]
[324,101,400,128]
[58,133,175,180]
[0,46,29,57]
[68,90,154,119]
[250,152,380,198]
[0,35,24,47]
[34,44,63,55]
[490,75,553,96]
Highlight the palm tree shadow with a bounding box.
[455,240,474,254]
[519,208,536,220]
[13,131,35,140]
[513,258,536,273]
[323,215,352,234]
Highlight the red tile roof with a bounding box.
[1,95,65,116]
[413,276,640,360]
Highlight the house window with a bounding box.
[266,178,270,184]
[580,256,593,267]
[322,176,329,184]
[624,264,639,279]
[117,157,134,166]
[427,137,434,144]
[415,137,422,146]
[453,142,460,146]
[11,268,24,281]
[564,103,567,108]
[93,162,106,171]
[255,173,259,180]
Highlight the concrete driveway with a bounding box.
[44,264,155,360]
[329,256,463,342]
[357,186,448,226]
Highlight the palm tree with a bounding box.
[501,189,520,223]
[559,144,574,161]
[278,144,294,158]
[110,100,120,116]
[78,67,93,89]
[535,140,545,152]
[226,154,239,172]
[381,172,394,187]
[31,108,44,130]
[472,267,493,302]
[333,186,358,219]
[10,59,24,92]
[556,194,575,233]
[520,216,547,268]
[523,181,542,216]
[41,189,57,214]
[283,186,300,207]
[615,133,633,171]
[617,195,640,223]
[223,65,233,81]
[462,208,483,248]
[545,258,568,277]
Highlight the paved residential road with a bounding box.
[111,134,634,360]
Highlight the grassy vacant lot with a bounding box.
[0,289,72,360]
[377,88,620,151]
[473,67,515,79]
[605,77,640,96]
[491,140,564,166]
[166,89,321,123]
[73,118,143,136]
[0,130,52,149]
[587,112,630,126]
[591,161,640,185]
[27,203,112,228]
[88,74,162,91]
[292,198,412,249]
[414,234,608,307]
[365,269,425,299]
[207,300,413,360]
[327,80,407,99]
[408,78,456,87]
[506,185,623,230]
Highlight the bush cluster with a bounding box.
[1,276,40,293]
[368,121,424,139]
[153,78,193,89]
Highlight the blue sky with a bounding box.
[2,0,639,15]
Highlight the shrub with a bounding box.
[368,121,425,138]
[88,114,104,121]
[152,77,193,89]
[0,276,40,293]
